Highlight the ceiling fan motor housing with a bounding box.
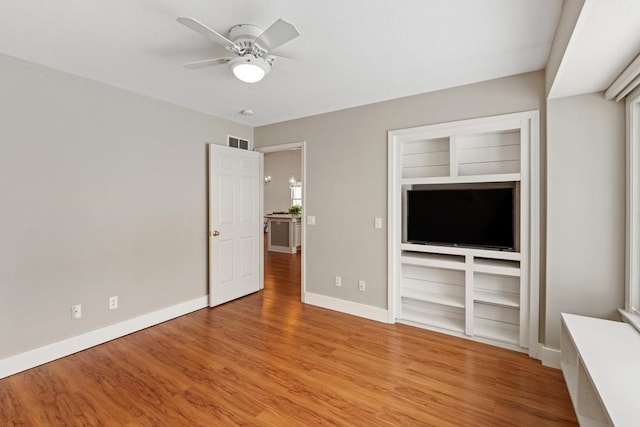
[227,24,273,82]
[229,24,265,54]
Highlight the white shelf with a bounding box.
[402,288,464,308]
[474,258,520,276]
[473,318,519,344]
[401,243,521,261]
[401,172,521,186]
[474,289,519,308]
[401,307,464,334]
[400,253,466,271]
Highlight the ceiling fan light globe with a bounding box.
[230,57,270,83]
[233,63,265,83]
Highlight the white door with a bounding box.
[209,144,263,307]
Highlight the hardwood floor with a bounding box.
[0,245,577,426]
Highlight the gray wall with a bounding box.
[0,54,252,358]
[6,52,620,359]
[264,150,302,214]
[545,93,625,348]
[255,72,546,310]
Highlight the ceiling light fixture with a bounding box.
[229,56,270,83]
[288,150,297,184]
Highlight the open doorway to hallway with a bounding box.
[256,143,305,301]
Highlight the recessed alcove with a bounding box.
[388,111,540,355]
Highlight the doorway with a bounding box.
[255,142,306,302]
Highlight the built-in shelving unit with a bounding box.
[561,313,640,426]
[388,111,540,355]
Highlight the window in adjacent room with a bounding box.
[290,182,302,207]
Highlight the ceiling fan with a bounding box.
[177,17,300,83]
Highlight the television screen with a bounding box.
[406,187,515,250]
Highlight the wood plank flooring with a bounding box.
[0,245,577,426]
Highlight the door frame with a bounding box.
[255,141,307,302]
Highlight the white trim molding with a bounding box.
[0,296,207,379]
[619,308,640,334]
[255,141,303,153]
[626,87,640,317]
[606,52,640,102]
[539,345,561,369]
[304,292,389,323]
[255,141,307,303]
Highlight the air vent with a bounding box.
[228,135,249,150]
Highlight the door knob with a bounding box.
[210,230,220,237]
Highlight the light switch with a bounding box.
[374,217,382,229]
[307,215,316,226]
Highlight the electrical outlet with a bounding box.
[71,304,82,319]
[335,276,342,287]
[109,296,118,310]
[374,217,382,229]
[358,280,366,292]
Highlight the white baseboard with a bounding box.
[304,292,389,323]
[0,296,208,380]
[539,345,561,369]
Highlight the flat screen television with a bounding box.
[406,187,515,251]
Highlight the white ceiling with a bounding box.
[0,0,565,126]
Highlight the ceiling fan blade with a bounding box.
[183,57,232,69]
[254,19,300,52]
[177,17,238,50]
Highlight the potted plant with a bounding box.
[288,205,302,216]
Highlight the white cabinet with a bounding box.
[561,313,640,427]
[399,246,523,348]
[266,214,300,254]
[388,111,540,355]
